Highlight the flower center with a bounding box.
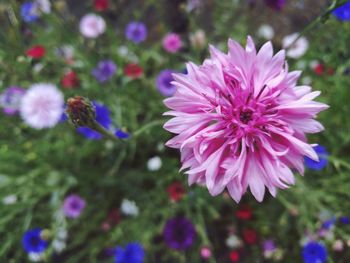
[239,109,253,124]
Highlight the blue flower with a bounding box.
[22,228,48,253]
[77,102,111,140]
[302,242,327,263]
[115,129,130,139]
[21,2,39,23]
[125,22,147,44]
[115,242,145,263]
[333,1,350,21]
[92,60,117,83]
[322,217,336,230]
[339,216,350,225]
[304,145,328,171]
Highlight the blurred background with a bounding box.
[1,0,350,262]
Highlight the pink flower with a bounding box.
[163,37,328,202]
[162,33,182,53]
[79,13,106,38]
[62,194,86,218]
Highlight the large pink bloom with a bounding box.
[163,37,328,202]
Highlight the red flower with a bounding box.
[61,71,80,89]
[229,250,240,262]
[167,181,185,202]
[235,205,252,220]
[124,63,143,79]
[101,209,121,232]
[94,0,109,11]
[313,63,325,75]
[242,229,257,245]
[327,67,334,76]
[26,45,46,59]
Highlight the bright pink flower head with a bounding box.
[163,33,182,53]
[163,37,328,203]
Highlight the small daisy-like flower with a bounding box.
[147,156,162,171]
[22,228,48,253]
[20,83,64,129]
[282,33,309,59]
[163,217,196,250]
[163,33,182,53]
[120,199,139,217]
[79,14,106,38]
[115,242,145,263]
[125,22,147,44]
[62,194,86,218]
[0,86,26,115]
[257,24,275,40]
[92,60,117,83]
[156,69,176,97]
[163,37,328,202]
[302,242,327,263]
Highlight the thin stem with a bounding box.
[133,119,165,138]
[285,0,346,49]
[91,120,124,143]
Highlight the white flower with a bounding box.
[257,24,275,40]
[2,195,17,205]
[79,14,106,38]
[282,33,309,59]
[190,30,206,49]
[57,227,68,240]
[117,46,129,57]
[35,0,51,14]
[52,239,66,253]
[28,252,44,262]
[20,83,64,129]
[33,63,44,73]
[301,76,312,85]
[147,156,162,171]
[225,234,242,248]
[120,199,139,217]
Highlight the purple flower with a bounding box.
[0,86,26,115]
[77,101,111,140]
[92,60,117,83]
[21,2,39,23]
[322,217,336,230]
[125,22,147,43]
[115,129,130,139]
[304,145,328,171]
[156,70,176,97]
[62,194,86,218]
[302,242,327,263]
[264,0,286,10]
[115,243,145,263]
[263,240,276,252]
[163,217,196,250]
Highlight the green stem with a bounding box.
[91,120,124,143]
[133,119,165,138]
[285,0,346,49]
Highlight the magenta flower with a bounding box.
[62,194,86,218]
[163,37,328,202]
[162,33,182,53]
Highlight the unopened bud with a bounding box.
[66,96,96,127]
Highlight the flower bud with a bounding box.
[66,96,96,128]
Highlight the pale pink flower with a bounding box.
[20,83,64,129]
[163,37,328,202]
[79,14,106,38]
[163,33,182,53]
